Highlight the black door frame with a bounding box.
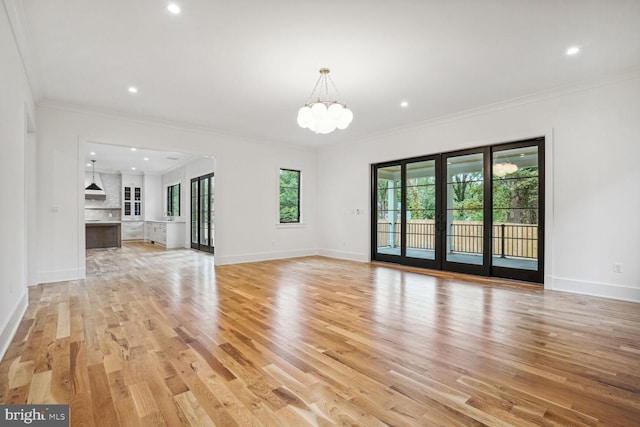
[371,137,544,284]
[490,138,545,283]
[190,172,215,254]
[440,146,492,277]
[371,154,442,270]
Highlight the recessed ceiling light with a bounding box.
[86,163,91,167]
[167,3,181,14]
[520,153,525,157]
[566,46,580,56]
[144,157,149,161]
[128,86,138,94]
[131,167,136,170]
[131,147,137,151]
[90,151,96,156]
[400,101,409,108]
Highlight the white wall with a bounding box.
[317,75,640,302]
[34,104,318,281]
[0,2,35,359]
[143,173,161,221]
[159,156,216,247]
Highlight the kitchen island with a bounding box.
[144,220,186,249]
[86,221,121,249]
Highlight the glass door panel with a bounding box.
[191,180,198,246]
[444,152,485,267]
[209,176,215,247]
[375,164,402,258]
[190,173,215,253]
[405,160,436,260]
[491,142,543,282]
[200,178,209,246]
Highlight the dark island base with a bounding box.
[86,223,121,249]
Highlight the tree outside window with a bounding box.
[279,169,300,223]
[167,183,180,216]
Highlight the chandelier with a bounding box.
[297,68,353,134]
[493,162,518,177]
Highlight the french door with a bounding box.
[373,156,441,269]
[372,138,544,283]
[191,173,215,253]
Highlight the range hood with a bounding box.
[85,160,106,200]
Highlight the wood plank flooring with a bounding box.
[1,242,639,426]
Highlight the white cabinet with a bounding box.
[145,221,185,249]
[122,174,143,219]
[121,221,144,240]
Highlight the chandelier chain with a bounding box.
[306,74,323,105]
[327,74,342,102]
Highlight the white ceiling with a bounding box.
[18,0,640,146]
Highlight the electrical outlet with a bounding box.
[613,262,623,273]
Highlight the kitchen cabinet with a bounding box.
[145,221,185,249]
[121,221,144,240]
[86,222,121,249]
[122,174,142,219]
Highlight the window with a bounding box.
[279,169,300,223]
[167,183,180,216]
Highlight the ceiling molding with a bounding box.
[320,67,640,151]
[3,0,41,99]
[37,100,318,153]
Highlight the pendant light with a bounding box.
[297,68,353,134]
[85,159,102,191]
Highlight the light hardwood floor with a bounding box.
[1,242,639,426]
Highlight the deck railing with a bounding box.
[377,220,538,259]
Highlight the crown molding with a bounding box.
[38,100,317,153]
[321,68,640,151]
[3,0,41,100]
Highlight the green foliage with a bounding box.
[452,173,483,221]
[406,176,436,219]
[280,169,300,223]
[376,167,538,224]
[167,183,180,216]
[492,167,538,224]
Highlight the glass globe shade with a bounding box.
[316,117,334,134]
[297,115,309,128]
[328,103,344,121]
[336,108,353,130]
[342,108,353,124]
[311,103,328,121]
[298,106,312,124]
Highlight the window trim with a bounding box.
[167,183,181,216]
[279,168,301,224]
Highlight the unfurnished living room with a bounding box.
[1,1,639,426]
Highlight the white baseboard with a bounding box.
[216,249,318,265]
[548,276,640,303]
[37,268,82,284]
[0,289,28,362]
[317,249,369,263]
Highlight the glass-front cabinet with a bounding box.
[122,174,143,219]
